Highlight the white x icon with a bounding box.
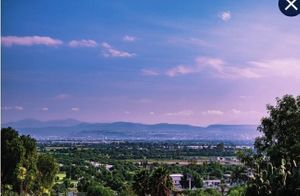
[285,0,298,11]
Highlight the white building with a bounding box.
[170,174,183,189]
[90,161,113,171]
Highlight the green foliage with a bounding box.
[51,183,68,195]
[149,167,173,196]
[239,95,300,195]
[132,170,151,196]
[1,127,58,195]
[86,185,114,196]
[1,127,25,187]
[230,166,248,184]
[180,173,203,189]
[119,185,136,196]
[186,188,221,196]
[77,178,95,192]
[36,154,59,192]
[132,167,173,196]
[227,186,246,196]
[255,95,300,166]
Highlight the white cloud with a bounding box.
[166,65,194,77]
[15,106,24,111]
[71,107,80,111]
[165,56,300,79]
[124,111,131,115]
[123,35,136,42]
[42,107,49,111]
[219,11,231,21]
[165,110,194,116]
[202,110,224,116]
[2,35,63,47]
[141,69,159,76]
[149,112,155,115]
[101,42,136,58]
[69,39,97,47]
[247,58,300,78]
[194,57,261,79]
[195,57,260,79]
[165,57,225,77]
[203,58,300,79]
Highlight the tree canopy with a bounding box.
[239,95,300,195]
[1,127,59,195]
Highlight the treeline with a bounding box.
[40,141,235,160]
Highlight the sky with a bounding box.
[1,0,300,125]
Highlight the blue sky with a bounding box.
[2,0,300,125]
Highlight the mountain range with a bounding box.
[2,119,260,141]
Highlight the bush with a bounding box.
[87,185,114,196]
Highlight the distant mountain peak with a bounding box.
[2,119,259,141]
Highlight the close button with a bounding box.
[279,0,300,16]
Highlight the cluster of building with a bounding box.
[169,172,233,191]
[89,161,113,170]
[211,156,241,165]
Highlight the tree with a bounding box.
[186,188,221,196]
[1,128,25,187]
[51,183,67,195]
[230,166,248,185]
[1,128,38,194]
[240,95,300,195]
[255,95,300,166]
[78,177,93,192]
[86,185,114,196]
[1,128,59,195]
[180,173,203,189]
[36,154,59,194]
[132,170,151,196]
[227,186,246,196]
[119,184,136,196]
[149,167,173,196]
[20,135,38,193]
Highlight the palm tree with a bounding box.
[150,167,173,196]
[132,170,151,196]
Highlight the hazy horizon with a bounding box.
[3,117,259,127]
[2,1,300,125]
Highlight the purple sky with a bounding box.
[2,0,300,125]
